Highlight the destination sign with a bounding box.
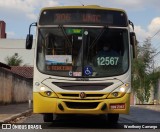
[39,9,127,26]
[47,66,72,71]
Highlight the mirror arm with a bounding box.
[26,22,37,50]
[129,20,134,31]
[29,22,37,35]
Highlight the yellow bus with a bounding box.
[26,5,136,123]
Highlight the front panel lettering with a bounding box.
[55,13,71,22]
[97,57,119,66]
[82,14,101,23]
[47,66,72,71]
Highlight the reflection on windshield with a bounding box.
[37,27,129,77]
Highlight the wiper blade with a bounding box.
[59,25,72,48]
[89,25,108,49]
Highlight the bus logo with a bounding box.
[80,92,86,99]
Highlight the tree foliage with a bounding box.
[132,38,160,103]
[5,54,23,66]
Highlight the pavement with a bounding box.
[133,104,160,112]
[0,103,160,124]
[0,103,32,123]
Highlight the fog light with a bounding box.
[45,91,52,96]
[112,92,118,97]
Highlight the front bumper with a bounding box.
[33,92,130,114]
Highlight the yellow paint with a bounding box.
[33,92,130,114]
[41,5,125,13]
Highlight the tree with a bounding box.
[5,54,23,66]
[131,38,159,103]
[149,69,160,98]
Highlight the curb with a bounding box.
[131,105,160,112]
[0,109,32,123]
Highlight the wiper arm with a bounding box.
[87,26,108,62]
[59,25,72,48]
[89,25,108,49]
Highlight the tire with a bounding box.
[107,114,119,123]
[43,113,53,122]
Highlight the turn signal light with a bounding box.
[45,91,52,96]
[112,92,119,97]
[39,86,58,98]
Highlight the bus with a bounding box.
[26,5,136,123]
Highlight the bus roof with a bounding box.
[40,5,126,13]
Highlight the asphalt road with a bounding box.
[15,106,160,131]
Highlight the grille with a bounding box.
[65,102,99,109]
[53,82,113,91]
[60,93,105,99]
[61,94,78,97]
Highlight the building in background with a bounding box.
[0,39,35,66]
[0,21,7,38]
[0,20,34,66]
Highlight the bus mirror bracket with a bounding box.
[130,32,137,58]
[26,22,37,49]
[129,20,134,31]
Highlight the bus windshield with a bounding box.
[37,27,129,77]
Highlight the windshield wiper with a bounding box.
[89,25,108,49]
[87,26,108,61]
[59,25,72,48]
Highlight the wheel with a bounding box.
[107,114,119,123]
[43,113,53,122]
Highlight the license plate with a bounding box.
[110,103,125,109]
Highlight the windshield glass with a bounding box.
[37,27,129,77]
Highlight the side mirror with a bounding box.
[26,34,33,49]
[130,32,137,58]
[26,22,37,50]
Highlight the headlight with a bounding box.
[120,87,125,92]
[107,83,130,98]
[39,86,58,98]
